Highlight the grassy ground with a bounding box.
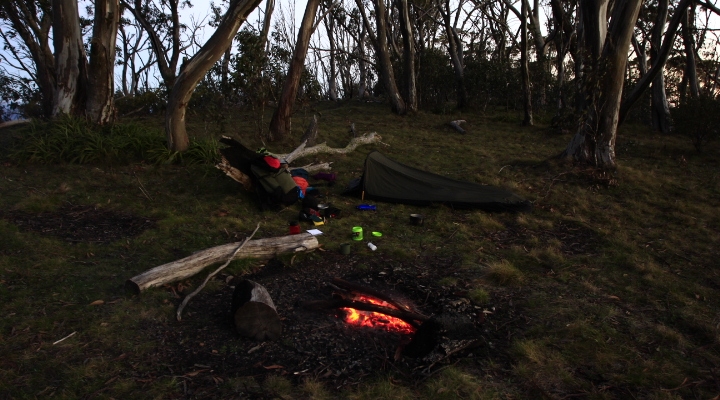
[1,101,719,399]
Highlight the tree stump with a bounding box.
[231,280,282,341]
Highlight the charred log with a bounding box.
[232,279,282,341]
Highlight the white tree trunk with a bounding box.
[165,0,264,151]
[86,0,120,124]
[52,0,88,116]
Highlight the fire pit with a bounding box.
[146,253,525,393]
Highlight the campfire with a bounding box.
[341,295,416,335]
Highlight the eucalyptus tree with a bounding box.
[355,0,407,114]
[1,0,119,123]
[165,0,264,151]
[120,0,190,91]
[118,15,155,97]
[267,0,321,141]
[562,0,644,168]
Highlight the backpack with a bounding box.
[250,163,299,207]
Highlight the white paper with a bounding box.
[306,229,323,236]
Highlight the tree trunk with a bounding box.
[267,0,321,141]
[232,280,282,341]
[650,0,670,133]
[165,0,263,152]
[373,0,406,114]
[1,1,56,117]
[520,0,533,126]
[126,233,320,293]
[357,23,368,99]
[440,0,466,109]
[397,0,417,112]
[562,0,643,168]
[618,0,692,124]
[52,0,88,117]
[325,9,338,101]
[259,0,275,53]
[681,4,700,99]
[86,0,120,124]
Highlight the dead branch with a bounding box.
[0,119,31,130]
[216,155,254,190]
[274,131,383,163]
[449,120,466,134]
[176,223,260,321]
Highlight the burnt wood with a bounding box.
[301,298,429,328]
[232,280,282,341]
[331,277,426,317]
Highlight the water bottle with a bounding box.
[367,242,377,251]
[356,204,377,211]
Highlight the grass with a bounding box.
[1,101,719,398]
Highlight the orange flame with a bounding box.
[341,295,416,334]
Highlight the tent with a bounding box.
[345,152,532,212]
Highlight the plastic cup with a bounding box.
[340,243,351,255]
[410,214,424,226]
[352,226,363,241]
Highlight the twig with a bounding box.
[498,165,512,173]
[53,331,77,345]
[133,172,153,201]
[176,223,261,321]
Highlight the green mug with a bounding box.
[352,226,363,241]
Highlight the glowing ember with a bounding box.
[341,295,416,334]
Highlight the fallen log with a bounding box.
[449,120,466,134]
[126,233,319,294]
[232,280,282,341]
[176,224,260,321]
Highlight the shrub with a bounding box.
[10,116,218,165]
[672,95,720,152]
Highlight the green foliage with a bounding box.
[417,48,455,113]
[0,70,42,119]
[672,95,720,152]
[114,89,167,116]
[464,58,521,112]
[9,116,218,165]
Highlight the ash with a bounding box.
[145,252,524,394]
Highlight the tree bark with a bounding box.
[259,0,275,53]
[324,6,338,101]
[372,0,407,114]
[439,0,466,109]
[267,0,321,141]
[126,233,319,293]
[397,0,417,112]
[619,0,692,124]
[52,0,88,117]
[681,4,700,99]
[520,0,533,126]
[165,0,263,152]
[650,0,670,133]
[232,280,282,341]
[86,0,120,124]
[355,0,406,114]
[562,0,643,168]
[1,1,56,117]
[357,22,369,99]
